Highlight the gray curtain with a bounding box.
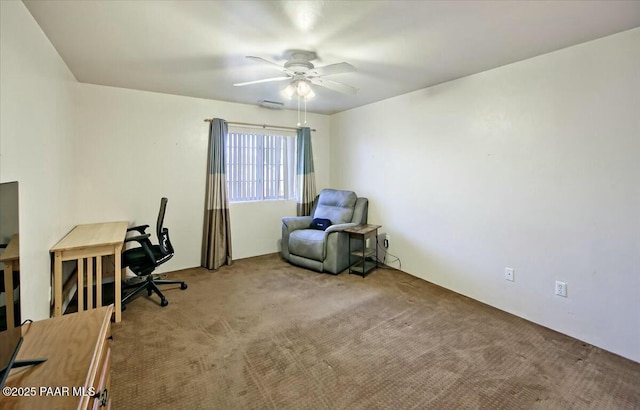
[202,118,233,269]
[296,127,317,216]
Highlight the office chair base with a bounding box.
[122,276,187,309]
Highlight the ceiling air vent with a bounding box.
[258,100,284,110]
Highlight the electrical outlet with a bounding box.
[555,281,567,297]
[505,267,514,281]
[384,234,390,249]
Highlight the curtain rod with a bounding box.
[204,119,316,132]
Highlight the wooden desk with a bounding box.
[0,234,19,329]
[50,222,127,323]
[0,305,113,409]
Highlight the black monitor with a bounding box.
[0,325,46,388]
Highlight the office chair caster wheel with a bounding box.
[160,298,168,307]
[180,283,188,290]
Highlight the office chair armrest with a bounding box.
[123,234,157,264]
[127,224,150,234]
[124,233,151,243]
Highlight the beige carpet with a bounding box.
[110,253,640,409]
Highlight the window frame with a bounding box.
[225,128,297,203]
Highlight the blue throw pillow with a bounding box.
[310,218,332,231]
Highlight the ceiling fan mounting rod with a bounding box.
[284,49,317,62]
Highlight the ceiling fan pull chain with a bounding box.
[304,98,308,125]
[297,95,301,127]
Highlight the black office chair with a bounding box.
[121,197,187,308]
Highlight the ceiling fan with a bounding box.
[233,49,358,97]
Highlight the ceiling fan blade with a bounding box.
[233,76,291,87]
[246,56,293,74]
[309,62,356,77]
[309,77,358,95]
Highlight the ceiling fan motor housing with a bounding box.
[283,49,317,74]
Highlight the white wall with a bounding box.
[330,29,640,362]
[75,84,331,267]
[0,1,78,321]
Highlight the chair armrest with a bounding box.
[282,216,313,232]
[124,233,151,243]
[281,216,313,260]
[127,224,149,234]
[325,222,357,234]
[123,234,156,265]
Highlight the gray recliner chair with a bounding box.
[281,189,368,274]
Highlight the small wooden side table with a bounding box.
[345,224,381,277]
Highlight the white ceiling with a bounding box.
[23,0,640,115]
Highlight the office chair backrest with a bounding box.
[156,198,174,257]
[157,197,168,238]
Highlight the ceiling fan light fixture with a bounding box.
[281,83,296,99]
[296,79,312,97]
[281,79,314,100]
[304,88,315,101]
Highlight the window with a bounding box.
[226,129,296,202]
